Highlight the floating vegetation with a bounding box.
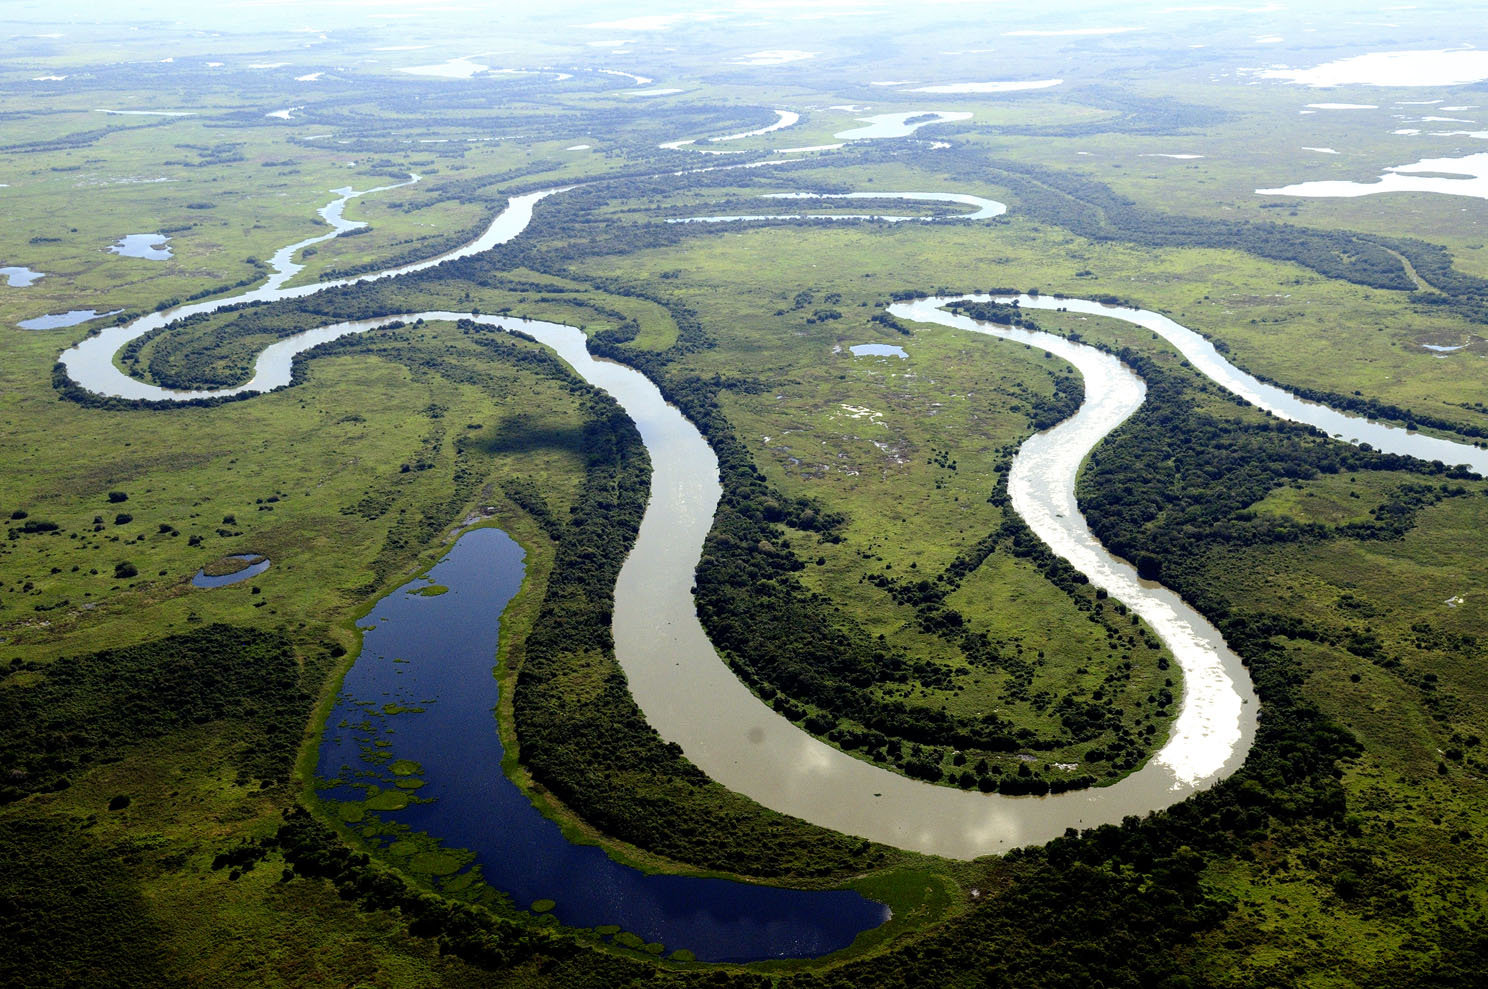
[364,788,411,812]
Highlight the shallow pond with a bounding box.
[1,266,44,287]
[833,110,972,140]
[19,308,122,330]
[1257,152,1488,203]
[191,554,270,588]
[110,234,172,260]
[849,343,907,357]
[315,527,888,962]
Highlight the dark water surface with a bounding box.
[191,554,270,587]
[314,526,888,963]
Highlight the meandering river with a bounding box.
[55,176,1485,864]
[991,294,1488,474]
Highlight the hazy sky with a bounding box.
[5,0,1480,79]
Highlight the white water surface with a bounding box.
[834,111,972,140]
[1262,49,1488,87]
[849,343,907,357]
[729,50,817,66]
[1,266,45,287]
[1258,151,1488,203]
[910,80,1061,93]
[660,110,800,150]
[709,110,800,142]
[20,308,122,330]
[109,234,171,260]
[598,69,653,85]
[399,56,492,79]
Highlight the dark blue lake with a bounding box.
[314,526,888,962]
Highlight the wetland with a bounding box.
[7,5,1488,987]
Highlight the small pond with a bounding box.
[1,266,45,287]
[314,526,888,963]
[849,343,908,358]
[833,110,972,140]
[18,308,123,330]
[109,234,172,260]
[191,554,271,588]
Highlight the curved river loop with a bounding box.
[53,170,1487,862]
